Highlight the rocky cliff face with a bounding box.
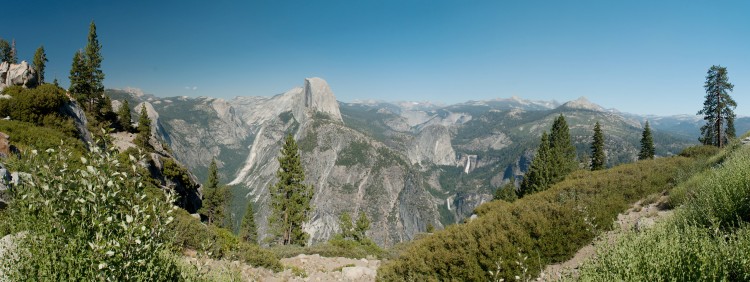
[109,78,445,246]
[107,79,698,247]
[0,61,37,91]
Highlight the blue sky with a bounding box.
[1,0,748,115]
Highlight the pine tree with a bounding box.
[32,45,48,84]
[549,115,577,182]
[520,132,551,197]
[69,50,89,103]
[69,21,106,113]
[638,121,655,160]
[206,159,219,190]
[698,65,736,148]
[354,212,370,242]
[269,134,314,246]
[134,105,152,149]
[239,201,259,244]
[199,159,228,226]
[8,39,17,64]
[590,122,606,171]
[85,21,105,100]
[199,185,228,226]
[0,39,10,62]
[116,100,132,132]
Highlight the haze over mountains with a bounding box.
[107,77,748,246]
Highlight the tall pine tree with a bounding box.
[638,121,655,160]
[549,114,577,182]
[32,45,48,84]
[199,159,228,226]
[8,39,17,64]
[590,122,606,171]
[206,158,219,190]
[116,99,132,131]
[520,132,551,197]
[269,134,314,246]
[134,105,152,150]
[239,201,258,244]
[69,50,89,103]
[69,21,105,113]
[85,21,105,102]
[698,65,736,148]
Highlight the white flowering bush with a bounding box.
[1,146,188,280]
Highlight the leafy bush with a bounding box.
[377,157,693,281]
[0,146,188,280]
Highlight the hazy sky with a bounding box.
[2,0,748,115]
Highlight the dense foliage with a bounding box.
[377,156,693,281]
[0,146,185,280]
[268,134,314,246]
[520,115,577,197]
[698,65,736,147]
[0,38,16,63]
[519,132,551,196]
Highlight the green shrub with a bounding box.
[679,145,720,159]
[377,157,693,281]
[269,237,386,260]
[0,146,189,280]
[168,208,282,271]
[0,120,85,154]
[575,222,750,281]
[0,84,67,125]
[162,157,194,189]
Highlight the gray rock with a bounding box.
[0,61,38,91]
[341,266,376,280]
[634,217,656,232]
[0,163,10,191]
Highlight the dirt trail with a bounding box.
[539,194,673,281]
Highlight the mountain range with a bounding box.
[106,78,749,246]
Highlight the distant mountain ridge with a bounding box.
[107,78,740,246]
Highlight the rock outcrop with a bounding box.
[0,61,37,91]
[407,125,456,166]
[0,132,12,158]
[300,77,343,122]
